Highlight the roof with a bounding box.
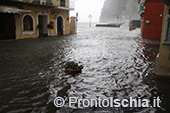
[131,19,140,21]
[0,5,31,14]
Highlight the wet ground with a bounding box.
[0,23,170,113]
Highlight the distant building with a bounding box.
[155,1,170,76]
[129,19,141,31]
[0,0,76,40]
[138,0,164,39]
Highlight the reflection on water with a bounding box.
[0,23,169,113]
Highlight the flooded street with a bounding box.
[0,23,169,113]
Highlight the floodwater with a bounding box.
[0,23,170,113]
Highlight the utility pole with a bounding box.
[88,14,92,27]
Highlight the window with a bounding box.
[23,15,33,31]
[60,0,65,7]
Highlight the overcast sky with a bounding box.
[70,0,105,22]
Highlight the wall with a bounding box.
[65,0,69,8]
[58,9,70,35]
[70,17,76,34]
[14,14,22,39]
[142,0,164,39]
[20,6,50,38]
[17,5,70,39]
[155,5,170,76]
[52,0,59,6]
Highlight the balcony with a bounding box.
[54,0,74,11]
[5,0,74,10]
[60,0,75,8]
[32,0,53,6]
[69,0,75,9]
[7,0,53,6]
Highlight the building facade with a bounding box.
[139,0,164,39]
[155,1,170,76]
[0,0,75,40]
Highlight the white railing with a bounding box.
[69,0,75,9]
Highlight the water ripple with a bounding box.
[0,24,161,113]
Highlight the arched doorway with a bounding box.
[57,16,63,35]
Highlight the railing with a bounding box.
[7,0,74,8]
[31,0,53,6]
[8,0,31,2]
[32,0,40,4]
[60,0,75,9]
[69,0,75,9]
[7,0,53,6]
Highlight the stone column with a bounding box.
[70,17,77,34]
[14,14,22,39]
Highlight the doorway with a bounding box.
[38,15,48,37]
[0,13,15,40]
[57,16,63,35]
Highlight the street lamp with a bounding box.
[88,14,92,27]
[116,14,121,25]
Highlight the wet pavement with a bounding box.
[0,23,170,113]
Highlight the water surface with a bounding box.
[0,23,169,113]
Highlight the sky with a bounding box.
[70,0,105,22]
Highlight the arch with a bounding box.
[22,14,35,34]
[56,15,65,35]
